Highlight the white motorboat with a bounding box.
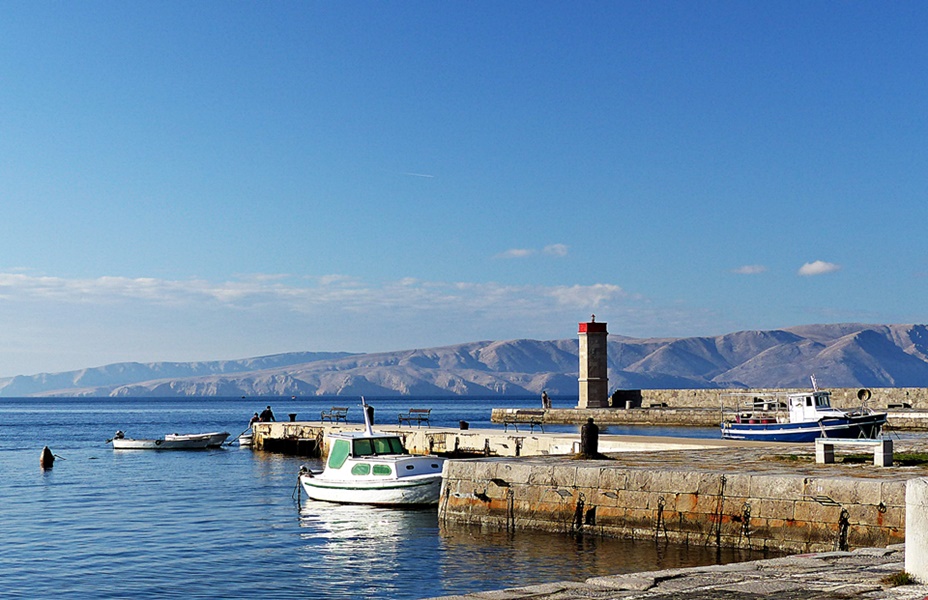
[299,398,445,506]
[237,431,254,447]
[165,431,230,447]
[110,430,212,450]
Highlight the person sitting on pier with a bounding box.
[249,412,260,427]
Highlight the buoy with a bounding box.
[40,446,55,469]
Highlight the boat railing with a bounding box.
[719,392,790,424]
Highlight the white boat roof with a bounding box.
[327,431,402,440]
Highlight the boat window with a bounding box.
[816,395,829,407]
[375,437,405,454]
[372,464,392,476]
[805,397,813,407]
[351,463,371,476]
[353,439,374,456]
[328,439,350,469]
[372,437,397,454]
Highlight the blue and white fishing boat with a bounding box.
[720,379,887,443]
[299,398,445,506]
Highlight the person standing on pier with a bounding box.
[259,406,276,422]
[541,390,551,409]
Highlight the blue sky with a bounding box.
[1,2,926,377]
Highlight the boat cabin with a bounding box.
[326,434,408,471]
[787,390,845,422]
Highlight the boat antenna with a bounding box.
[360,396,374,436]
[810,374,819,392]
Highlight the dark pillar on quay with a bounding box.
[580,418,599,458]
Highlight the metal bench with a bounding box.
[320,406,349,423]
[502,409,545,433]
[815,438,893,467]
[398,408,431,427]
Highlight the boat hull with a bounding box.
[165,432,230,447]
[300,473,443,506]
[112,437,212,450]
[720,413,887,443]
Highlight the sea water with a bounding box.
[0,396,762,599]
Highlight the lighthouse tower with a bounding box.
[577,315,609,408]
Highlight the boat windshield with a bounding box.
[352,436,405,456]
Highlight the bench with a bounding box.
[398,408,431,427]
[815,438,893,467]
[321,406,349,423]
[502,409,545,433]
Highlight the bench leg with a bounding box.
[816,443,835,464]
[874,440,893,467]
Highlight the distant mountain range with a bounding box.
[3,323,928,397]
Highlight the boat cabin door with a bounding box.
[788,394,817,422]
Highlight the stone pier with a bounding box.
[438,440,928,554]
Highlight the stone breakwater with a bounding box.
[425,545,928,600]
[608,387,928,410]
[439,441,928,554]
[492,386,928,430]
[492,406,928,430]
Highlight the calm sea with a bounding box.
[1,396,764,599]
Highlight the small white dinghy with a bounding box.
[236,431,254,447]
[299,398,445,506]
[165,431,230,447]
[110,430,214,450]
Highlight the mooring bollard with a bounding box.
[580,417,599,457]
[906,477,928,582]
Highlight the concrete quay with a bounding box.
[426,545,928,599]
[251,420,781,458]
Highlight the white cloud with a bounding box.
[798,260,841,276]
[497,244,568,259]
[0,271,723,376]
[495,248,534,259]
[543,243,568,257]
[547,283,624,307]
[732,265,767,275]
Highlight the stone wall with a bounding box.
[439,458,907,554]
[628,387,928,410]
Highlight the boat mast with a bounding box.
[360,396,374,436]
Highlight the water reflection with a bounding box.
[437,523,772,591]
[298,502,442,598]
[296,500,775,599]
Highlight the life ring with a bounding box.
[155,439,163,446]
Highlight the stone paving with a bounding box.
[428,545,928,600]
[567,436,928,480]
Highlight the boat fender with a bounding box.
[40,446,54,469]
